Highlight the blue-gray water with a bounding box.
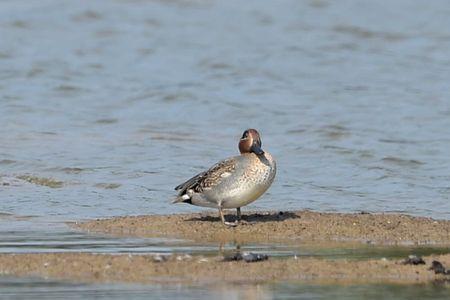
[1,278,449,300]
[1,0,450,298]
[1,278,450,300]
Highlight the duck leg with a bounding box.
[236,207,241,222]
[219,206,226,223]
[218,206,238,227]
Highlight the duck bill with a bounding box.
[251,143,264,155]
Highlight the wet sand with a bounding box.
[1,252,450,285]
[74,210,450,245]
[2,210,450,285]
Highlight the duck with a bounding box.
[173,129,276,226]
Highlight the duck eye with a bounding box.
[241,131,249,139]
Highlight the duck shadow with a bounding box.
[186,211,300,224]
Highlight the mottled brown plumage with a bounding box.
[175,158,236,194]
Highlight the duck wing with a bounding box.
[174,157,237,196]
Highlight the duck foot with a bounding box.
[224,221,238,227]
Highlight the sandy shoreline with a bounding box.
[1,252,450,285]
[2,210,450,286]
[74,210,450,245]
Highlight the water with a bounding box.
[1,278,450,300]
[1,0,450,298]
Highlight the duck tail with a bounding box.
[172,193,191,204]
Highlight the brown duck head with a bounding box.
[238,129,264,155]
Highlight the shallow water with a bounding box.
[2,0,450,220]
[1,278,450,300]
[1,0,450,298]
